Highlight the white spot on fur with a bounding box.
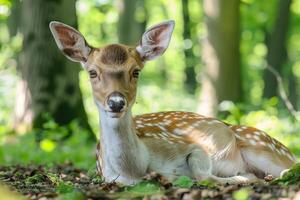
[249,140,257,145]
[173,128,184,135]
[253,135,260,140]
[270,143,276,150]
[279,148,286,155]
[136,120,142,124]
[160,132,168,137]
[163,120,172,125]
[137,124,145,128]
[253,131,261,136]
[258,141,266,146]
[287,154,295,161]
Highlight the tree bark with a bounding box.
[263,0,296,106]
[198,0,242,117]
[16,0,94,139]
[117,0,147,45]
[181,0,197,94]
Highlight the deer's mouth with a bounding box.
[106,110,125,118]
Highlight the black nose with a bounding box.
[107,92,126,112]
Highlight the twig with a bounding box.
[265,64,300,121]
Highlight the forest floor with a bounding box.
[0,163,300,200]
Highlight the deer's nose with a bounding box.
[107,92,126,112]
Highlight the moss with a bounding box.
[271,163,300,186]
[25,174,46,185]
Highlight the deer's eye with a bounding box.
[132,69,140,78]
[89,70,97,78]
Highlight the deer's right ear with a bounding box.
[49,21,91,63]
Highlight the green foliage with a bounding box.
[58,190,84,200]
[25,174,45,185]
[233,188,251,200]
[197,179,217,189]
[47,173,61,185]
[58,191,84,200]
[123,181,161,197]
[173,176,194,188]
[0,120,96,169]
[47,172,75,194]
[56,181,75,194]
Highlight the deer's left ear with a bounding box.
[136,20,175,61]
[49,21,91,63]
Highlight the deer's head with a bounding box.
[50,21,174,118]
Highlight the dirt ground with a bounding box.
[0,163,300,200]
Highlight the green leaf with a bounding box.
[173,176,194,188]
[126,181,161,195]
[46,173,60,185]
[197,179,217,189]
[56,181,74,194]
[233,188,251,200]
[25,174,45,185]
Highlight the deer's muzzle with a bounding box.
[106,91,127,113]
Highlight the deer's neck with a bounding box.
[97,105,149,183]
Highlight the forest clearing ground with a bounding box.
[0,163,300,200]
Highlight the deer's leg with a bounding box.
[187,148,214,180]
[210,173,259,184]
[188,148,259,184]
[240,148,293,178]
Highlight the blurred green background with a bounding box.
[0,0,299,169]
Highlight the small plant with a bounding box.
[25,174,46,185]
[125,181,161,195]
[56,181,74,194]
[233,188,251,200]
[197,179,217,189]
[47,172,75,194]
[173,176,194,188]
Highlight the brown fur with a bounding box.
[101,44,128,65]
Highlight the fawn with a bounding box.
[50,20,296,185]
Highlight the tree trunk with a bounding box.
[197,0,242,117]
[117,0,147,45]
[16,0,94,139]
[181,0,197,94]
[263,0,295,106]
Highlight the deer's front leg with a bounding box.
[187,148,214,181]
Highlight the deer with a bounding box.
[49,20,296,185]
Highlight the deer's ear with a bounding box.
[49,21,91,63]
[136,20,175,61]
